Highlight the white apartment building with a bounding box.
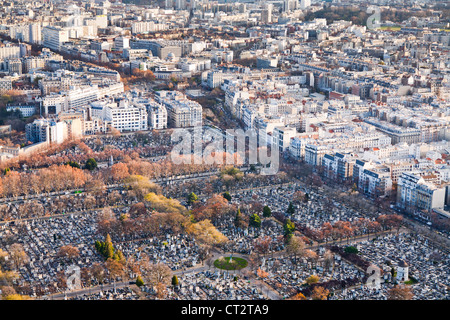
[104,100,148,132]
[40,94,69,115]
[24,56,45,72]
[0,45,20,60]
[26,119,68,144]
[322,152,356,181]
[42,26,69,51]
[156,91,202,128]
[304,144,329,167]
[272,126,297,152]
[289,137,311,160]
[6,105,37,117]
[397,171,446,213]
[147,101,168,130]
[115,37,130,51]
[68,86,100,109]
[358,166,393,197]
[29,23,42,44]
[131,21,168,34]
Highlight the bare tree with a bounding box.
[57,245,80,263]
[9,243,29,270]
[387,285,414,300]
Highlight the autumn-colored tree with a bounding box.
[2,294,32,300]
[57,245,80,262]
[142,262,172,288]
[256,268,269,279]
[286,235,305,263]
[367,221,382,236]
[110,162,130,182]
[105,258,125,286]
[155,282,167,299]
[192,194,231,222]
[90,262,106,284]
[8,243,28,270]
[323,250,334,271]
[247,253,262,272]
[2,171,21,198]
[333,221,354,242]
[56,270,67,291]
[305,249,319,267]
[85,178,106,203]
[145,192,186,215]
[125,175,160,199]
[0,268,18,284]
[234,208,248,229]
[129,202,147,219]
[311,286,329,300]
[0,249,8,266]
[111,127,121,137]
[305,275,320,285]
[254,236,272,256]
[0,286,16,298]
[185,220,228,246]
[291,292,307,300]
[387,285,414,300]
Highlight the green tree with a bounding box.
[187,192,199,205]
[222,192,232,202]
[113,250,125,264]
[85,158,98,171]
[235,209,244,228]
[95,234,115,260]
[391,267,396,278]
[249,213,261,228]
[263,205,272,218]
[136,275,144,287]
[344,246,358,254]
[104,234,115,259]
[94,240,103,253]
[66,161,80,169]
[172,275,179,287]
[283,219,295,238]
[286,202,295,215]
[304,193,309,203]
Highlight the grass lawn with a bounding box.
[404,276,418,285]
[380,26,401,31]
[214,256,248,270]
